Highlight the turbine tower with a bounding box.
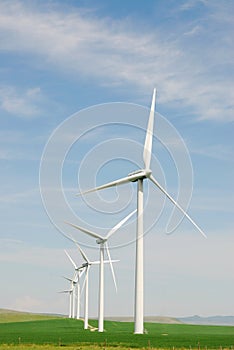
[66,209,136,332]
[76,89,206,334]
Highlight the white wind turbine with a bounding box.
[76,244,97,330]
[59,288,73,318]
[61,275,77,318]
[76,88,206,334]
[64,250,85,319]
[64,241,118,329]
[66,209,136,332]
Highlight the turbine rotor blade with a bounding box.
[65,222,104,241]
[65,222,104,243]
[64,250,78,269]
[75,242,90,264]
[105,242,117,292]
[149,175,207,238]
[143,88,156,169]
[60,230,80,245]
[77,175,131,196]
[79,268,85,279]
[90,259,119,265]
[106,209,137,239]
[62,276,73,283]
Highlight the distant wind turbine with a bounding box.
[62,275,77,318]
[64,250,84,319]
[59,288,73,318]
[76,89,206,334]
[66,209,136,332]
[59,273,77,319]
[76,242,118,329]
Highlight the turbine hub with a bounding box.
[96,238,106,244]
[127,169,152,182]
[145,169,152,178]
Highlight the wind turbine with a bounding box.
[75,243,117,330]
[75,242,118,330]
[61,275,77,318]
[76,88,206,334]
[63,234,120,329]
[66,209,136,332]
[77,245,93,330]
[64,250,84,319]
[59,288,73,318]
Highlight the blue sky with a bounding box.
[0,0,233,317]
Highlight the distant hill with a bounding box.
[106,316,182,324]
[0,308,63,323]
[1,309,233,326]
[106,315,234,326]
[178,315,234,326]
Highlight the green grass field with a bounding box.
[0,316,234,349]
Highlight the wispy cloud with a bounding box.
[0,1,233,122]
[180,0,207,11]
[0,85,43,118]
[191,190,234,213]
[184,25,202,36]
[191,143,234,162]
[0,188,39,204]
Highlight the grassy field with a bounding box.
[0,317,234,349]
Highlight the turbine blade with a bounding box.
[89,260,100,265]
[60,230,80,245]
[106,209,137,239]
[62,276,73,283]
[64,250,78,269]
[149,175,207,238]
[77,175,131,196]
[79,268,85,279]
[73,273,78,283]
[75,242,90,264]
[105,243,117,292]
[103,259,120,264]
[143,88,156,169]
[65,222,104,241]
[90,259,119,265]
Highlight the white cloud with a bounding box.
[0,1,233,121]
[191,143,234,161]
[0,85,42,118]
[184,25,202,36]
[180,0,208,11]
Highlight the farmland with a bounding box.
[0,316,234,349]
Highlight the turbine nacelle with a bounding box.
[127,169,152,182]
[96,238,107,244]
[81,262,89,268]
